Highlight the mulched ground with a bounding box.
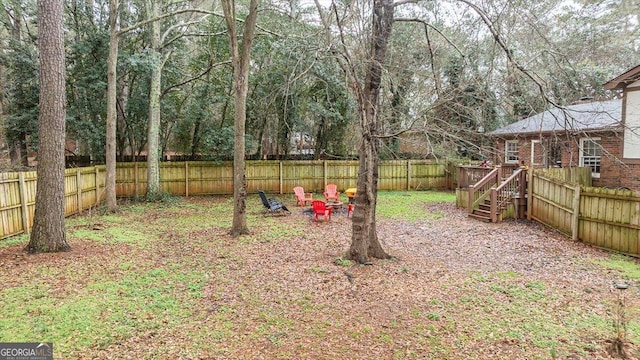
[1,197,638,359]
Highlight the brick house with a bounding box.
[488,64,640,190]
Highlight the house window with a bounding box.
[531,140,544,166]
[505,140,519,164]
[579,138,601,178]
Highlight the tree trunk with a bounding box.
[117,76,129,160]
[105,0,119,211]
[348,0,394,263]
[26,0,70,253]
[145,0,162,200]
[222,0,259,237]
[230,67,250,236]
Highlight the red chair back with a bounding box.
[312,200,331,221]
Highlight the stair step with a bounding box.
[468,213,491,222]
[473,209,491,216]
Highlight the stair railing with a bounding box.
[468,167,500,214]
[489,167,526,222]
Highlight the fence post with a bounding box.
[490,188,498,223]
[407,160,411,191]
[95,166,101,206]
[185,162,189,197]
[571,184,581,241]
[517,167,527,218]
[468,185,474,214]
[77,169,83,214]
[527,167,533,220]
[323,161,327,189]
[457,166,464,189]
[18,173,30,234]
[134,162,139,198]
[279,161,283,195]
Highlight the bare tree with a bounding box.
[26,0,70,253]
[105,0,119,211]
[347,0,398,263]
[145,0,163,200]
[315,0,413,263]
[222,0,259,237]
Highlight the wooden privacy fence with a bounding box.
[528,172,581,239]
[529,168,639,257]
[579,187,640,256]
[115,160,455,197]
[0,167,105,240]
[1,160,453,240]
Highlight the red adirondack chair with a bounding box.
[323,184,340,202]
[312,200,332,222]
[293,186,313,206]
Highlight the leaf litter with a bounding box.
[0,196,638,359]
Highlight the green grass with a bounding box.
[0,265,207,354]
[334,257,352,266]
[376,190,455,221]
[448,270,640,357]
[592,254,640,282]
[0,233,29,248]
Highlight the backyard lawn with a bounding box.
[0,191,639,359]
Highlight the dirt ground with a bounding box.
[226,200,640,359]
[1,197,639,359]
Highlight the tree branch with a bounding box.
[394,17,465,58]
[456,0,562,110]
[393,0,418,7]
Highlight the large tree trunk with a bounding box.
[230,66,250,236]
[222,0,259,237]
[145,0,162,200]
[105,0,119,211]
[26,0,70,253]
[348,0,394,263]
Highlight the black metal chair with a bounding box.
[258,190,290,215]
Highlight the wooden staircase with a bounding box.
[468,198,494,222]
[467,166,528,223]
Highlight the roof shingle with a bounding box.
[489,99,621,136]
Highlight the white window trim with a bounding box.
[579,137,601,178]
[505,140,519,164]
[530,140,543,166]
